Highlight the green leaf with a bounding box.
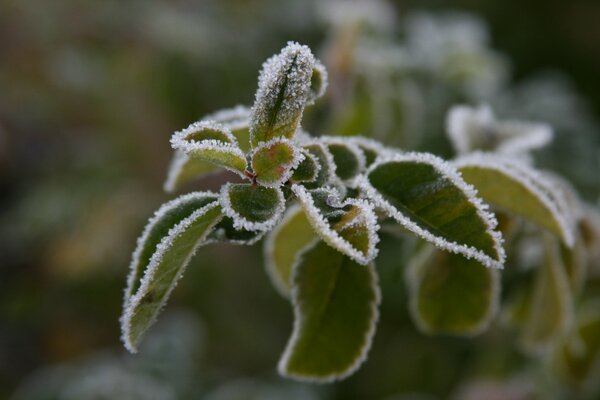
[170,120,247,175]
[348,137,387,167]
[553,302,600,391]
[359,153,504,268]
[322,138,366,181]
[220,183,285,232]
[406,244,500,336]
[251,138,303,187]
[121,193,223,352]
[250,42,316,146]
[521,234,574,352]
[264,205,316,297]
[456,153,575,247]
[292,185,379,265]
[301,143,337,189]
[163,151,221,193]
[278,241,380,382]
[291,150,320,183]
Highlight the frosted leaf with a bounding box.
[204,105,251,131]
[251,137,305,187]
[446,104,553,156]
[278,241,381,382]
[205,217,267,246]
[163,150,220,193]
[300,141,342,190]
[306,59,328,106]
[347,136,390,167]
[250,42,316,146]
[455,152,576,247]
[291,149,321,183]
[219,183,285,232]
[358,152,505,269]
[170,120,247,175]
[121,193,223,352]
[320,136,367,181]
[291,184,380,265]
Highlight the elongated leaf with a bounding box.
[250,42,316,146]
[306,59,328,105]
[264,205,316,297]
[220,183,285,232]
[358,153,505,269]
[292,184,379,265]
[321,137,366,181]
[406,244,500,336]
[170,120,247,175]
[121,193,223,352]
[553,302,600,392]
[251,138,303,187]
[278,241,380,382]
[521,234,574,352]
[455,153,575,247]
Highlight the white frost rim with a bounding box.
[219,183,285,232]
[251,136,305,187]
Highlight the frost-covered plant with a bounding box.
[120,41,600,386]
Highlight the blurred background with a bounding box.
[1,0,599,399]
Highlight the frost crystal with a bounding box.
[251,136,305,187]
[250,42,316,145]
[447,104,553,156]
[357,152,505,269]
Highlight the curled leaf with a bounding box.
[290,150,321,183]
[250,42,316,146]
[220,183,285,232]
[251,137,304,187]
[121,192,223,352]
[406,244,500,336]
[306,59,329,105]
[170,120,247,175]
[455,152,575,247]
[321,137,367,181]
[278,241,380,382]
[264,205,316,297]
[358,153,505,269]
[300,142,338,189]
[291,184,379,265]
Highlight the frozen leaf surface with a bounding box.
[170,120,247,175]
[250,42,316,146]
[292,185,379,265]
[278,241,380,382]
[251,138,304,187]
[220,183,285,232]
[358,153,505,268]
[121,192,223,352]
[406,244,500,336]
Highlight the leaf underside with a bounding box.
[407,244,499,336]
[278,241,380,382]
[265,205,316,297]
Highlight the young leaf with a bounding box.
[348,136,388,167]
[220,183,285,232]
[251,137,304,187]
[446,104,553,155]
[290,150,321,183]
[264,205,316,297]
[521,234,574,353]
[321,137,366,181]
[455,153,575,247]
[170,120,247,175]
[164,106,251,192]
[278,241,380,382]
[306,59,329,105]
[121,193,223,352]
[357,153,505,269]
[406,244,500,336]
[292,184,380,265]
[250,42,316,146]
